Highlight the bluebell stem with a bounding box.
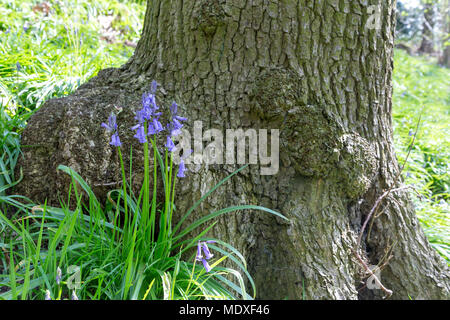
[56,267,62,285]
[45,290,51,300]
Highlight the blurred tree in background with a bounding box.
[396,0,450,64]
[439,0,450,66]
[418,0,437,54]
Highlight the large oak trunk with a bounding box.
[17,0,449,299]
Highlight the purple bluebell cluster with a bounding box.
[196,240,216,272]
[101,113,122,147]
[131,80,163,143]
[101,80,190,178]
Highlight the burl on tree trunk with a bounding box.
[16,0,449,299]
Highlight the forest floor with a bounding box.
[0,1,449,264]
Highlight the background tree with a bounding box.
[396,0,423,41]
[418,0,437,54]
[439,0,450,66]
[16,0,450,299]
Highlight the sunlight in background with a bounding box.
[402,0,421,8]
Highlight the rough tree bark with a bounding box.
[16,0,450,299]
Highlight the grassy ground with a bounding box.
[0,0,448,284]
[392,50,450,262]
[0,0,145,209]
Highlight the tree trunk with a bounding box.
[17,0,450,299]
[439,0,450,67]
[418,1,436,54]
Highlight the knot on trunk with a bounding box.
[250,68,340,178]
[250,68,378,199]
[193,0,226,36]
[251,68,307,120]
[336,133,378,200]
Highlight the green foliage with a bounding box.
[393,49,450,262]
[0,160,281,300]
[0,0,144,220]
[0,0,144,113]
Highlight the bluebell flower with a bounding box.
[45,290,51,300]
[196,240,217,273]
[148,124,157,136]
[141,95,154,119]
[148,118,164,135]
[134,125,147,144]
[102,113,122,147]
[170,101,178,114]
[167,101,187,139]
[151,80,158,93]
[132,81,165,143]
[201,259,212,273]
[196,243,203,261]
[16,62,21,71]
[177,149,192,178]
[201,242,214,260]
[110,132,122,147]
[134,109,145,124]
[177,160,186,178]
[102,114,118,132]
[165,136,176,152]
